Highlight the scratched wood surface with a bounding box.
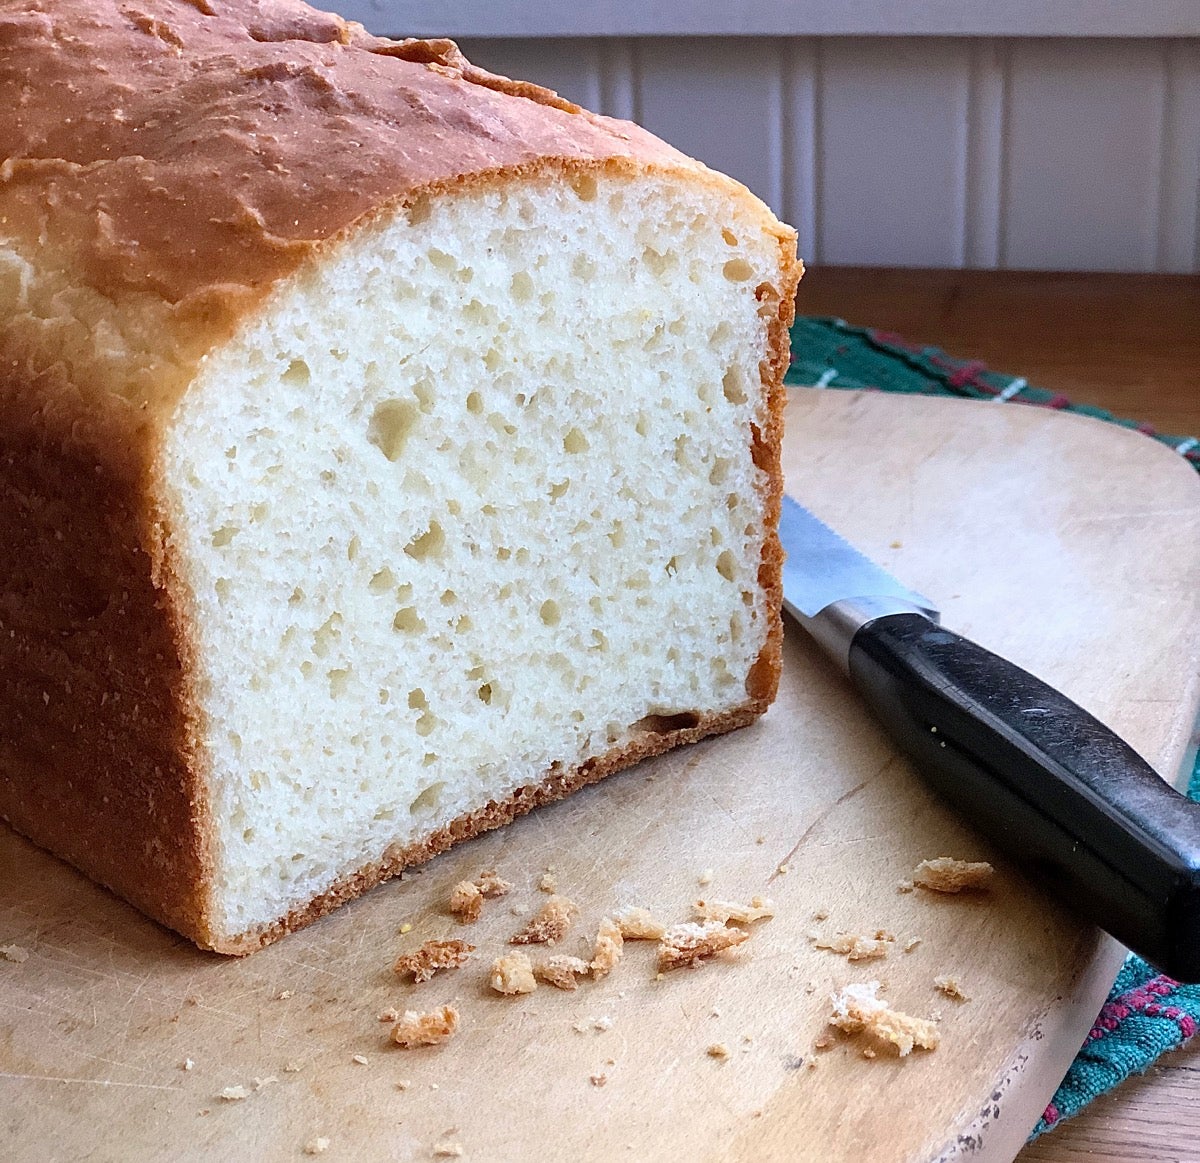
[2,391,1198,1162]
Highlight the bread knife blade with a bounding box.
[780,493,1200,981]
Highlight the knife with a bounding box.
[779,493,1200,982]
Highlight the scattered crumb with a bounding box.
[934,975,970,1001]
[812,909,829,922]
[432,1142,464,1158]
[811,930,894,961]
[889,539,903,549]
[911,857,994,894]
[692,896,774,926]
[396,1080,411,1091]
[394,939,476,983]
[0,944,29,964]
[510,895,578,946]
[390,1005,460,1048]
[218,1085,250,1102]
[572,1020,588,1033]
[896,880,915,894]
[707,1043,730,1060]
[399,923,413,935]
[590,1073,608,1087]
[756,836,765,845]
[806,1059,818,1071]
[813,1034,832,1050]
[776,864,789,876]
[253,1076,278,1092]
[489,952,538,995]
[829,981,940,1056]
[862,1048,877,1059]
[181,1059,195,1072]
[657,921,750,971]
[590,917,624,979]
[534,955,591,991]
[284,1062,302,1073]
[697,868,714,886]
[475,869,512,899]
[593,1015,614,1032]
[351,1054,368,1066]
[304,1138,330,1156]
[612,906,666,941]
[379,1008,400,1023]
[449,880,483,923]
[538,871,558,893]
[903,937,922,953]
[276,989,294,1000]
[710,1007,722,1018]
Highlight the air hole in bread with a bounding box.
[633,711,702,735]
[368,399,419,462]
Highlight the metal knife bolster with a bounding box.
[790,595,941,676]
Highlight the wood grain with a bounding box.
[2,391,1198,1161]
[796,268,1200,436]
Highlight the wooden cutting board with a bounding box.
[3,390,1199,1162]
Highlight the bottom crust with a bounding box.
[208,699,764,954]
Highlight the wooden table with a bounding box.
[798,267,1200,1163]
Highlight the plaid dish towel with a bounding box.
[785,315,1200,1139]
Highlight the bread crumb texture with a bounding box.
[303,1138,330,1156]
[490,952,538,995]
[829,982,939,1057]
[0,945,29,963]
[589,1073,608,1087]
[934,974,970,1001]
[390,1005,460,1047]
[692,896,774,925]
[475,870,513,899]
[538,872,558,893]
[449,881,483,923]
[394,939,475,983]
[511,895,578,945]
[533,955,591,991]
[657,921,750,971]
[219,1086,250,1102]
[811,929,894,962]
[590,917,624,979]
[612,907,666,941]
[912,857,994,894]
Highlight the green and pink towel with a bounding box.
[785,315,1200,1140]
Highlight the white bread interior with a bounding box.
[163,172,783,942]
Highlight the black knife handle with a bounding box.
[848,612,1200,982]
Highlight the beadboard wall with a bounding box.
[445,37,1200,273]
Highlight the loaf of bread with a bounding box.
[0,0,801,953]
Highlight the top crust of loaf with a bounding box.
[0,0,797,418]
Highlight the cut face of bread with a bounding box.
[164,172,784,946]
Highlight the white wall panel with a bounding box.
[818,39,972,267]
[1002,40,1168,271]
[420,35,1199,272]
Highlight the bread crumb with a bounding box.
[253,1077,278,1092]
[896,880,915,894]
[449,880,483,923]
[593,1015,614,1032]
[889,539,903,549]
[572,1020,589,1033]
[612,906,666,941]
[658,921,750,971]
[692,896,774,926]
[912,857,994,894]
[379,1008,400,1022]
[218,1086,250,1101]
[394,939,475,983]
[181,1059,195,1072]
[811,930,894,961]
[697,868,714,886]
[707,1043,730,1060]
[396,1079,411,1091]
[903,937,922,953]
[351,1054,368,1066]
[590,917,624,980]
[589,1073,608,1087]
[475,869,512,899]
[0,944,29,964]
[776,863,789,875]
[533,955,590,991]
[934,975,970,1001]
[284,1062,302,1073]
[813,1034,832,1050]
[537,871,558,893]
[432,1142,464,1158]
[812,909,829,921]
[304,1138,330,1155]
[390,1005,460,1048]
[276,989,294,1000]
[399,923,413,935]
[829,982,939,1056]
[510,895,578,946]
[862,1048,877,1059]
[489,952,537,995]
[803,981,816,995]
